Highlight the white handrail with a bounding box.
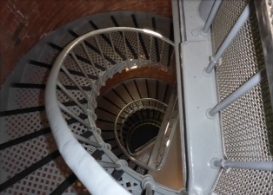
[45,27,177,195]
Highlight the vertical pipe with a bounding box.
[199,0,216,22]
[201,0,222,34]
[205,2,251,74]
[145,183,153,195]
[208,68,266,116]
[211,159,273,171]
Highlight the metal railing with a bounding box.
[45,27,179,195]
[200,0,273,193]
[114,98,167,170]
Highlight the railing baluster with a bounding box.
[70,51,93,87]
[58,101,91,128]
[59,102,102,144]
[108,32,118,61]
[211,159,273,171]
[201,0,223,34]
[87,109,96,126]
[208,68,266,117]
[57,81,87,112]
[149,35,153,65]
[74,134,101,148]
[137,32,140,68]
[61,65,89,99]
[205,2,251,74]
[159,41,165,70]
[94,35,110,70]
[122,31,130,68]
[145,183,153,195]
[81,42,104,89]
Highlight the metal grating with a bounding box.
[1,156,84,195]
[212,0,248,53]
[0,134,57,183]
[213,168,273,194]
[11,88,45,109]
[97,32,124,64]
[2,111,48,142]
[58,72,91,87]
[212,0,273,194]
[21,65,50,84]
[215,1,273,162]
[42,45,60,65]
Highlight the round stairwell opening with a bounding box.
[123,109,163,154]
[96,75,183,190]
[128,123,159,153]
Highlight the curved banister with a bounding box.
[45,27,178,195]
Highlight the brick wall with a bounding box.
[0,0,172,85]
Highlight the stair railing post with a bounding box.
[70,51,94,87]
[211,159,273,171]
[81,42,104,89]
[208,68,266,117]
[205,2,251,74]
[159,41,165,70]
[149,35,153,65]
[95,35,110,70]
[136,32,141,68]
[122,31,130,68]
[60,65,89,99]
[201,0,223,35]
[57,81,87,112]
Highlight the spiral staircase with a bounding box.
[1,0,273,195]
[0,11,182,195]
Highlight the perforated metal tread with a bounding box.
[0,111,49,143]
